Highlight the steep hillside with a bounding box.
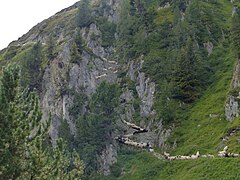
[1,0,240,179]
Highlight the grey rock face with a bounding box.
[120,56,172,149]
[63,95,77,136]
[40,28,119,171]
[231,62,240,88]
[4,0,123,175]
[128,58,156,118]
[225,62,240,122]
[98,144,118,176]
[232,6,237,17]
[69,52,97,96]
[225,96,239,122]
[203,41,214,56]
[41,44,73,145]
[120,89,135,122]
[137,72,155,117]
[12,0,174,174]
[102,0,121,23]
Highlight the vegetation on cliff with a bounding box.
[1,0,240,179]
[0,65,84,179]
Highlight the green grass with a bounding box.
[43,8,77,34]
[168,30,240,154]
[105,1,240,179]
[18,8,77,44]
[155,7,174,25]
[114,152,240,180]
[109,45,240,179]
[1,0,239,179]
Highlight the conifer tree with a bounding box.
[130,0,136,16]
[76,0,93,28]
[232,7,240,59]
[46,35,56,60]
[20,42,43,90]
[0,65,84,179]
[173,38,198,103]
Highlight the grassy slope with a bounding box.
[109,45,240,180]
[171,46,238,155]
[0,7,77,69]
[107,1,240,179]
[0,0,239,179]
[115,152,240,180]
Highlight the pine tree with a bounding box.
[70,43,82,64]
[20,42,43,90]
[72,81,120,175]
[130,0,136,16]
[0,65,84,179]
[74,30,84,54]
[46,35,56,60]
[232,7,240,59]
[173,38,199,103]
[76,0,93,28]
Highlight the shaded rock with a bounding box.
[203,41,214,56]
[98,144,118,176]
[231,62,240,88]
[225,95,239,122]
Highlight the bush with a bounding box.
[76,0,93,28]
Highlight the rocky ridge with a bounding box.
[0,0,172,175]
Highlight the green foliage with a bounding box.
[3,45,21,60]
[173,38,199,103]
[111,152,240,180]
[0,65,84,179]
[232,7,240,59]
[74,30,85,53]
[90,81,121,115]
[46,35,57,60]
[154,81,178,124]
[70,30,85,64]
[112,83,240,180]
[96,17,116,47]
[76,0,93,28]
[1,0,239,178]
[105,1,240,179]
[58,118,73,148]
[20,42,43,90]
[70,43,82,64]
[69,88,88,119]
[70,81,121,176]
[229,87,240,97]
[117,0,159,58]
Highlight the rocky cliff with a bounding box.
[0,0,171,176]
[1,0,240,179]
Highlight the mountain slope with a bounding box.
[1,0,240,179]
